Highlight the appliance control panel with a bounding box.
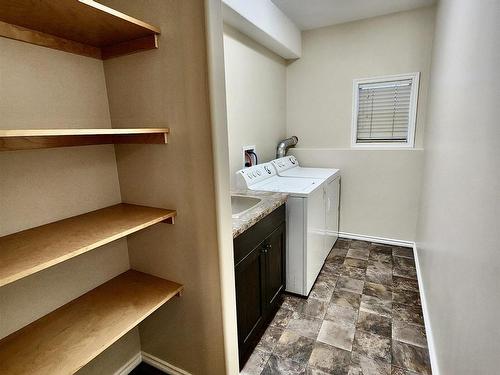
[271,155,300,172]
[236,162,276,188]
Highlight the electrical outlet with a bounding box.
[242,145,256,168]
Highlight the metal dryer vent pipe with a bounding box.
[276,136,299,158]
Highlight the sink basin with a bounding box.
[231,195,262,217]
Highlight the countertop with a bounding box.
[232,190,288,238]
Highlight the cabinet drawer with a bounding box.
[234,204,285,266]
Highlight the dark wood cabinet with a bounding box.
[234,205,286,368]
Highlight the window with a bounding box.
[351,73,419,148]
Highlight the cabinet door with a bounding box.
[235,245,266,363]
[263,223,286,312]
[325,177,340,255]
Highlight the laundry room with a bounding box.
[0,1,498,375]
[216,0,498,374]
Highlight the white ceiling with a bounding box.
[271,0,436,30]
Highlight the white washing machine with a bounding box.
[236,163,327,296]
[271,156,341,256]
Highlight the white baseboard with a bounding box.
[338,231,413,248]
[114,352,142,375]
[141,351,192,375]
[413,243,440,375]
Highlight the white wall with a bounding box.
[286,7,435,241]
[415,0,500,373]
[224,24,287,188]
[222,0,301,58]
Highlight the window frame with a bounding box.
[351,72,420,149]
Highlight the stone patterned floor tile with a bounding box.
[283,295,307,312]
[363,282,392,301]
[347,248,370,260]
[392,341,431,375]
[261,354,307,375]
[392,247,414,259]
[369,250,393,265]
[311,280,335,301]
[336,276,365,294]
[317,319,356,351]
[324,262,343,275]
[349,352,391,375]
[352,331,392,363]
[330,247,349,258]
[308,342,351,375]
[273,330,316,364]
[270,307,294,328]
[392,320,427,348]
[360,295,392,318]
[393,267,417,280]
[392,257,417,280]
[392,290,421,307]
[369,244,393,254]
[288,313,323,340]
[391,366,420,375]
[392,304,424,326]
[298,297,328,319]
[393,256,416,270]
[335,239,351,249]
[369,245,392,266]
[256,325,284,353]
[365,265,392,286]
[306,367,333,375]
[240,348,271,375]
[341,266,367,280]
[344,258,369,269]
[356,310,391,338]
[242,240,431,375]
[331,290,362,311]
[325,304,358,325]
[392,277,419,292]
[317,273,339,288]
[349,240,371,250]
[327,255,347,266]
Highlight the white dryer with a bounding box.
[271,156,341,256]
[236,163,326,296]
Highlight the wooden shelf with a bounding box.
[0,128,169,151]
[0,0,161,59]
[0,204,176,287]
[0,270,183,374]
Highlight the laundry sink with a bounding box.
[231,195,262,217]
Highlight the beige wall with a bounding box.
[0,37,136,372]
[291,148,423,242]
[286,7,435,241]
[416,0,500,373]
[206,0,240,372]
[102,0,226,374]
[223,24,287,187]
[287,6,435,148]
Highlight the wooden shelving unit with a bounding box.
[0,128,169,151]
[0,0,161,59]
[0,270,183,375]
[0,203,176,287]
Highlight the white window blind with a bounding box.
[352,73,419,147]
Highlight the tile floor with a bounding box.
[241,239,432,375]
